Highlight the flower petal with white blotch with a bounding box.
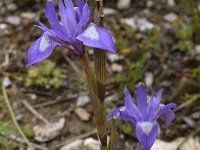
[76,23,117,54]
[26,33,57,68]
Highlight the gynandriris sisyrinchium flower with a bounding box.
[108,84,176,150]
[27,0,117,67]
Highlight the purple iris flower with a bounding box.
[108,84,176,150]
[27,0,117,68]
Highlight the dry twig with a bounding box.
[22,100,49,124]
[57,129,97,148]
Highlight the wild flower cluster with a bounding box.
[27,0,176,150]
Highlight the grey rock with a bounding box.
[0,23,10,35]
[3,76,11,87]
[111,63,123,73]
[6,16,21,26]
[60,140,83,150]
[108,53,123,62]
[21,12,36,20]
[76,95,90,107]
[0,23,8,30]
[122,17,154,32]
[145,72,154,87]
[121,17,137,29]
[104,8,117,16]
[75,108,91,121]
[29,94,37,100]
[147,0,154,8]
[117,0,131,10]
[0,7,6,15]
[105,94,117,103]
[195,45,200,55]
[33,118,65,142]
[152,138,200,150]
[167,0,175,7]
[195,45,200,61]
[137,18,154,32]
[164,13,177,23]
[84,138,100,150]
[7,3,18,11]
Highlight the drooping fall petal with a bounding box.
[27,33,57,68]
[77,23,117,54]
[136,121,158,150]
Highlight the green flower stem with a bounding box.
[1,83,34,150]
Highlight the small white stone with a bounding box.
[111,63,123,72]
[145,72,154,87]
[195,45,200,54]
[76,95,90,107]
[84,138,101,150]
[34,118,65,142]
[117,0,131,10]
[152,138,200,150]
[105,94,117,103]
[21,12,36,20]
[121,18,137,29]
[147,0,154,8]
[29,94,37,100]
[122,17,155,32]
[7,3,18,11]
[6,16,21,26]
[83,26,99,40]
[167,0,175,7]
[104,8,117,16]
[60,140,83,150]
[108,53,123,62]
[0,23,8,29]
[141,121,153,135]
[75,108,91,121]
[3,76,11,87]
[164,13,177,23]
[137,18,154,32]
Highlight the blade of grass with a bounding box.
[1,83,34,150]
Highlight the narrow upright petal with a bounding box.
[45,1,59,26]
[26,33,57,68]
[136,121,158,150]
[77,0,84,13]
[124,87,141,121]
[76,3,90,35]
[136,84,147,117]
[153,89,163,110]
[76,23,117,53]
[59,0,77,36]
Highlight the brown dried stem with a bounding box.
[94,0,106,103]
[80,52,107,149]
